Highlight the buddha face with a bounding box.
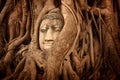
[39,19,63,51]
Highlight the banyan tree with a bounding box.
[0,0,120,80]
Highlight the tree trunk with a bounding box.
[0,0,120,80]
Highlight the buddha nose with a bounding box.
[45,28,53,41]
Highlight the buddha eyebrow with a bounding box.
[51,26,62,31]
[51,25,58,29]
[41,24,49,29]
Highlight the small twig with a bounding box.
[90,10,99,33]
[88,20,95,68]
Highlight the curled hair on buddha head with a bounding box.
[41,8,64,28]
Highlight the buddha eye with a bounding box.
[40,25,49,33]
[40,28,47,33]
[52,26,62,32]
[54,27,61,31]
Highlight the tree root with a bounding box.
[62,57,80,80]
[13,57,26,79]
[17,56,33,80]
[71,51,81,76]
[4,2,31,76]
[19,0,28,38]
[0,0,12,25]
[8,1,22,41]
[14,49,46,80]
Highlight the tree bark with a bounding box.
[0,0,120,80]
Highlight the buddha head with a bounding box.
[39,8,64,51]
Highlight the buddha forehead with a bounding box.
[40,8,64,27]
[40,18,63,28]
